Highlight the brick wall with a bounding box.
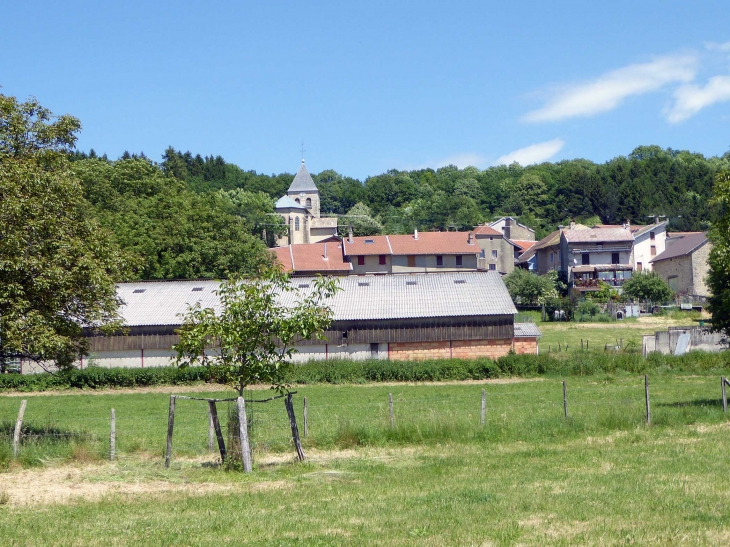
[513,338,538,355]
[388,338,515,360]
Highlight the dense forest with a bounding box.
[69,145,729,279]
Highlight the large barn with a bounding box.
[21,272,540,372]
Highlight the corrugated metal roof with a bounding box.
[117,280,222,327]
[287,161,319,193]
[514,323,542,338]
[116,271,516,326]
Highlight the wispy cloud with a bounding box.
[705,41,730,53]
[494,139,565,166]
[666,75,730,122]
[523,55,697,123]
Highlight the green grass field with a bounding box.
[2,373,730,545]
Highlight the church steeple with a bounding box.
[287,160,319,194]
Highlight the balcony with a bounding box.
[574,277,626,290]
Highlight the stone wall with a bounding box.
[691,241,712,296]
[653,255,694,294]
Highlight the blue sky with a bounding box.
[2,1,729,179]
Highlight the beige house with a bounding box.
[489,217,535,242]
[275,160,338,245]
[650,233,711,296]
[560,226,634,292]
[473,225,519,274]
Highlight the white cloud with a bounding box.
[494,139,565,166]
[523,55,697,123]
[666,75,730,122]
[705,41,730,53]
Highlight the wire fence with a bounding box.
[2,375,729,467]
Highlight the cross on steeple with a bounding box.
[301,141,306,162]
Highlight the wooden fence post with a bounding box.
[563,381,568,419]
[722,377,728,413]
[236,397,253,472]
[208,405,215,452]
[208,400,226,463]
[303,397,308,438]
[285,394,305,462]
[110,408,116,461]
[164,395,176,468]
[389,393,395,428]
[13,399,27,458]
[481,389,487,426]
[644,375,651,425]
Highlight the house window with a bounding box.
[379,255,386,265]
[436,255,443,266]
[489,263,496,271]
[550,252,554,263]
[295,198,300,204]
[650,231,655,240]
[407,255,416,267]
[491,250,498,258]
[456,255,463,266]
[357,255,365,266]
[295,217,300,231]
[305,197,312,208]
[637,262,643,272]
[612,252,620,265]
[582,254,590,266]
[651,245,656,257]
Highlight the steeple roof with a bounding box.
[287,160,319,194]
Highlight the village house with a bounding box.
[18,272,541,372]
[472,225,520,273]
[559,224,635,292]
[273,230,481,276]
[650,232,711,296]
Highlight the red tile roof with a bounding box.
[342,235,391,256]
[473,225,502,237]
[387,231,479,255]
[271,243,352,274]
[511,240,536,252]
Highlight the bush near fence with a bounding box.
[2,351,729,392]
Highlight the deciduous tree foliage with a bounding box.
[0,95,126,371]
[504,269,558,306]
[707,170,730,343]
[621,272,674,303]
[174,270,339,395]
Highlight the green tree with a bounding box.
[707,170,730,342]
[174,270,339,395]
[0,94,127,371]
[622,272,673,303]
[339,202,384,237]
[504,269,557,306]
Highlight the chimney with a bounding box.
[414,228,419,240]
[348,224,354,244]
[625,219,631,230]
[558,225,565,230]
[468,231,474,245]
[323,242,328,260]
[570,220,575,230]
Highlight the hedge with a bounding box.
[1,351,728,392]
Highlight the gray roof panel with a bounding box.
[115,272,516,327]
[514,323,542,338]
[287,161,319,194]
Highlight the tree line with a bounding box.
[142,145,728,240]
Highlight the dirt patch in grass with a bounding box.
[4,377,542,397]
[0,464,291,507]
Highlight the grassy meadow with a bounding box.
[2,372,730,545]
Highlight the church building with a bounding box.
[274,160,338,245]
